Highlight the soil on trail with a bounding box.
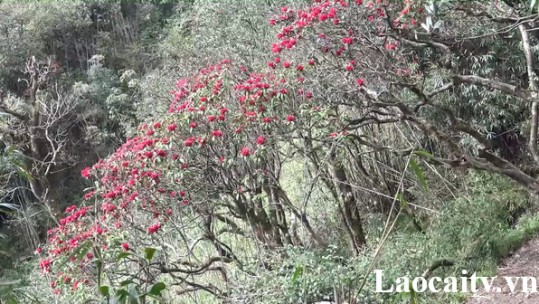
[466,237,539,304]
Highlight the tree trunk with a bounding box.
[330,153,366,254]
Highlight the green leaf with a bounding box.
[291,265,303,285]
[98,285,110,297]
[120,280,134,287]
[147,282,166,297]
[413,150,433,158]
[144,247,157,261]
[397,192,408,209]
[128,285,140,304]
[117,251,131,261]
[409,159,428,190]
[115,289,129,302]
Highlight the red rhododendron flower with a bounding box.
[148,223,162,234]
[342,37,353,45]
[308,59,315,65]
[272,44,282,53]
[156,150,167,157]
[39,258,51,273]
[153,122,161,129]
[357,78,365,86]
[189,122,198,129]
[122,243,129,251]
[144,151,154,158]
[385,43,397,50]
[184,137,195,147]
[355,0,363,4]
[83,190,95,200]
[167,123,177,131]
[211,130,223,137]
[296,65,304,71]
[283,61,292,68]
[208,115,217,122]
[81,167,91,179]
[286,115,295,122]
[345,65,354,71]
[256,135,266,145]
[241,147,251,157]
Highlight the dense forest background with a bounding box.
[2,0,539,303]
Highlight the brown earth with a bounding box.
[466,237,539,304]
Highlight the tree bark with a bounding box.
[330,152,366,254]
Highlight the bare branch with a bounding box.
[452,74,536,101]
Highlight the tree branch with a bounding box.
[519,22,539,163]
[452,74,536,101]
[0,91,28,121]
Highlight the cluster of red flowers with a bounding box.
[147,223,162,234]
[39,0,427,297]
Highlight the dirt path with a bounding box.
[466,237,539,304]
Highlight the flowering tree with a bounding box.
[37,0,539,302]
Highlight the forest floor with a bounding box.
[466,237,539,304]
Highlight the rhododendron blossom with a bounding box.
[81,167,91,179]
[184,137,195,147]
[241,147,251,157]
[342,37,353,45]
[148,223,162,234]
